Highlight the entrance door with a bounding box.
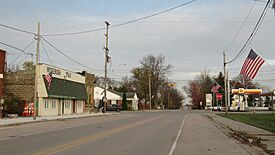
[73,100,76,113]
[62,100,64,114]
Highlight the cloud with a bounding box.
[1,0,275,89]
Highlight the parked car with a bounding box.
[106,104,122,112]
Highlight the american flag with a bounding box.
[240,49,265,79]
[45,72,53,89]
[211,84,221,93]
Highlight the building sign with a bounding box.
[40,64,85,84]
[46,66,71,79]
[231,88,262,94]
[205,94,212,107]
[47,67,61,75]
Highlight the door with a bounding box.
[62,100,64,114]
[73,100,76,113]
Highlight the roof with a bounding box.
[44,76,87,100]
[94,87,137,99]
[111,91,136,98]
[259,92,275,97]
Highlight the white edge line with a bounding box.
[168,114,187,155]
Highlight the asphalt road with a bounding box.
[0,110,254,155]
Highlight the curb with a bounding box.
[0,112,120,127]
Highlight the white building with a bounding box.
[94,87,122,107]
[37,63,87,116]
[94,87,139,110]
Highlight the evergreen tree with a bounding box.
[122,92,127,110]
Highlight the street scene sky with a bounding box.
[1,0,275,90]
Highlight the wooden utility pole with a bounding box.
[149,73,151,110]
[33,22,40,120]
[103,21,110,113]
[223,51,228,116]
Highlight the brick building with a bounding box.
[4,70,35,103]
[0,49,6,118]
[78,71,95,112]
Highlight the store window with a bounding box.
[65,101,71,109]
[52,100,56,109]
[45,100,49,109]
[77,101,82,108]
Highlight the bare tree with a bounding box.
[132,54,173,108]
[230,74,260,89]
[94,76,116,89]
[22,61,35,70]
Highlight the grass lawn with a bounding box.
[218,113,275,133]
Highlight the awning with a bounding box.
[44,76,87,100]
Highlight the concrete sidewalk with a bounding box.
[0,112,118,127]
[175,112,262,155]
[208,113,275,155]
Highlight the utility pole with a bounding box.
[33,22,40,120]
[149,73,151,110]
[103,21,110,113]
[223,51,228,116]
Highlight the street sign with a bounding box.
[216,93,222,100]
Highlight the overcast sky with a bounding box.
[0,0,275,91]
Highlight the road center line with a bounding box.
[34,115,165,155]
[168,114,187,155]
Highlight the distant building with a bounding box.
[94,87,122,107]
[93,86,139,110]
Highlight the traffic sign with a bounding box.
[216,93,222,100]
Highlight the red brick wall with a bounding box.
[0,50,6,98]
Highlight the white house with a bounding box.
[93,87,139,110]
[123,92,139,111]
[94,87,122,107]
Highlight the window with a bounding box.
[45,100,49,109]
[52,100,56,109]
[77,101,82,108]
[65,101,71,109]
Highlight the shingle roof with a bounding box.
[111,91,136,98]
[44,76,87,100]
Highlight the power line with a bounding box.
[110,0,198,28]
[42,0,198,37]
[0,23,35,35]
[227,0,271,64]
[16,54,31,66]
[41,36,103,72]
[225,0,256,51]
[6,40,35,67]
[41,39,53,65]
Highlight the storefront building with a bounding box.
[37,63,87,116]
